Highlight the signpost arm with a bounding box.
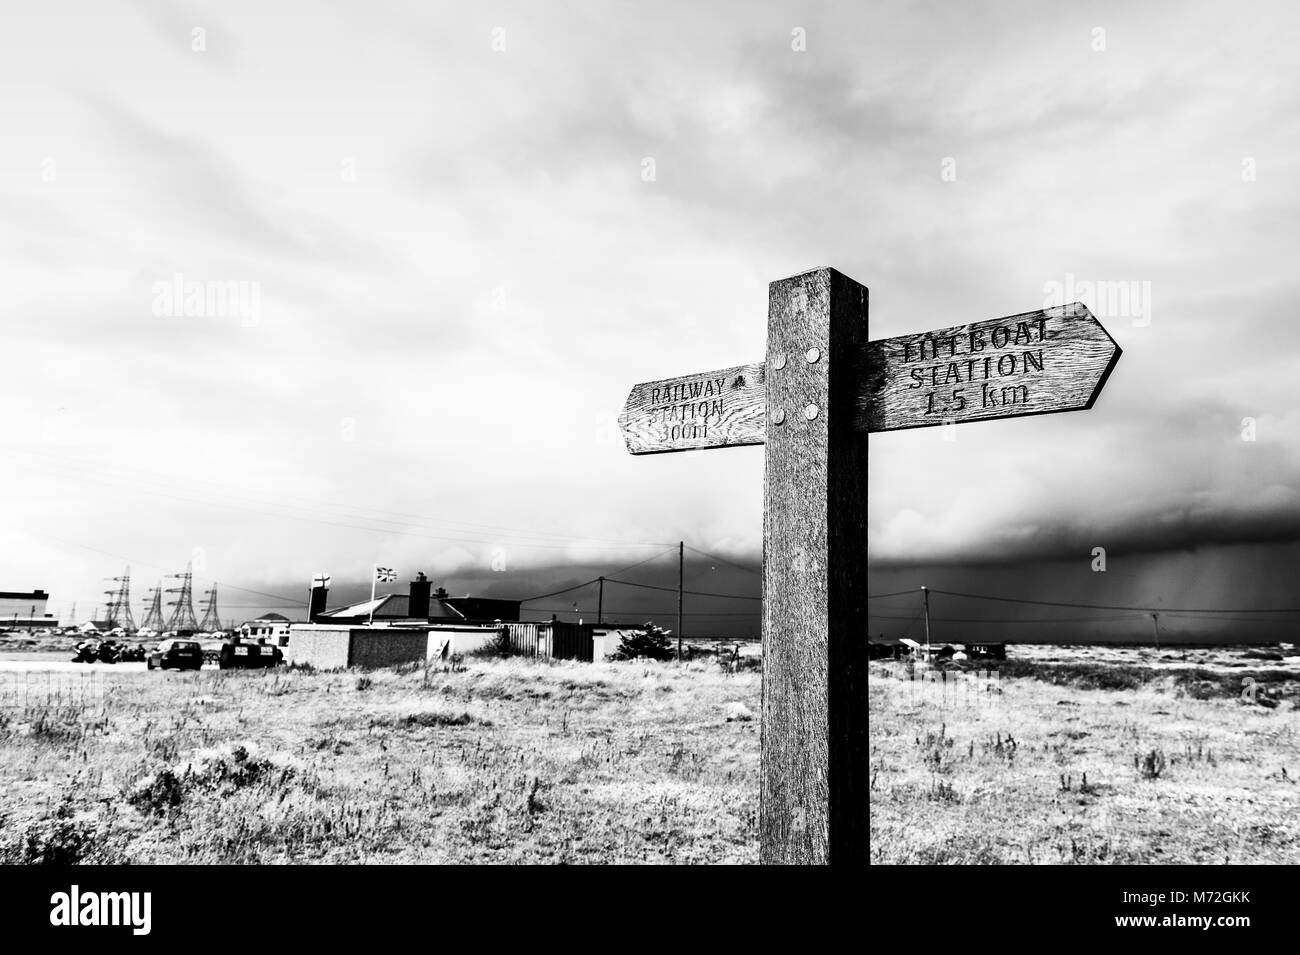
[760,267,870,865]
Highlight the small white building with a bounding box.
[239,612,293,647]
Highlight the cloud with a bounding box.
[2,0,1300,635]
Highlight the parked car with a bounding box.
[119,643,147,662]
[218,637,283,670]
[71,640,102,664]
[71,639,124,664]
[147,638,204,671]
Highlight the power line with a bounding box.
[4,447,670,548]
[7,450,670,552]
[683,544,761,576]
[37,534,308,606]
[522,606,756,617]
[518,579,600,602]
[928,588,1300,615]
[606,548,678,579]
[867,589,920,600]
[604,577,761,601]
[867,611,1145,624]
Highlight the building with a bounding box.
[239,612,294,646]
[315,574,521,626]
[285,619,598,670]
[282,573,594,669]
[0,589,58,629]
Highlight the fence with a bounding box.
[504,622,595,662]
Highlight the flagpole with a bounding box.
[369,565,377,626]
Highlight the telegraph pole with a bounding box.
[921,586,932,656]
[1151,612,1160,649]
[677,541,684,660]
[597,576,604,625]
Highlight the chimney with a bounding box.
[409,572,431,620]
[308,574,330,623]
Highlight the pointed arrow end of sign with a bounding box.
[1074,302,1123,411]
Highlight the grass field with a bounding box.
[0,655,760,864]
[7,639,1296,865]
[870,645,1300,864]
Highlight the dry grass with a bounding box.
[870,647,1300,864]
[0,656,759,864]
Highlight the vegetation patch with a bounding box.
[400,710,481,728]
[127,742,295,816]
[0,795,121,865]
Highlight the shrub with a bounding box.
[1137,749,1167,780]
[470,627,516,659]
[1,796,120,864]
[126,742,294,816]
[402,710,479,728]
[128,768,187,816]
[996,660,1151,691]
[610,623,675,662]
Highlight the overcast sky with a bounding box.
[2,1,1298,638]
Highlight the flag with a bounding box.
[375,567,397,582]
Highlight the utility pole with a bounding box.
[677,541,684,660]
[29,604,35,633]
[597,576,604,625]
[1151,612,1160,649]
[921,586,932,657]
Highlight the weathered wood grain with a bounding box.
[760,267,869,865]
[856,302,1121,432]
[619,304,1119,452]
[618,362,766,454]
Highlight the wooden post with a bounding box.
[617,266,1120,865]
[677,540,684,660]
[922,585,931,655]
[760,267,869,865]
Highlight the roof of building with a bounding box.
[318,593,477,622]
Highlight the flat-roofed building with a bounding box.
[0,589,57,628]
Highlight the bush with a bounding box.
[1138,749,1167,780]
[128,768,187,816]
[470,627,516,659]
[996,660,1151,691]
[402,710,478,728]
[1,796,120,864]
[126,742,294,816]
[610,623,675,662]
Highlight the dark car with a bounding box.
[148,638,204,671]
[72,639,124,664]
[218,637,283,670]
[71,640,102,664]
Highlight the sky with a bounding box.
[2,1,1299,640]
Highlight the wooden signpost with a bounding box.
[618,267,1121,864]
